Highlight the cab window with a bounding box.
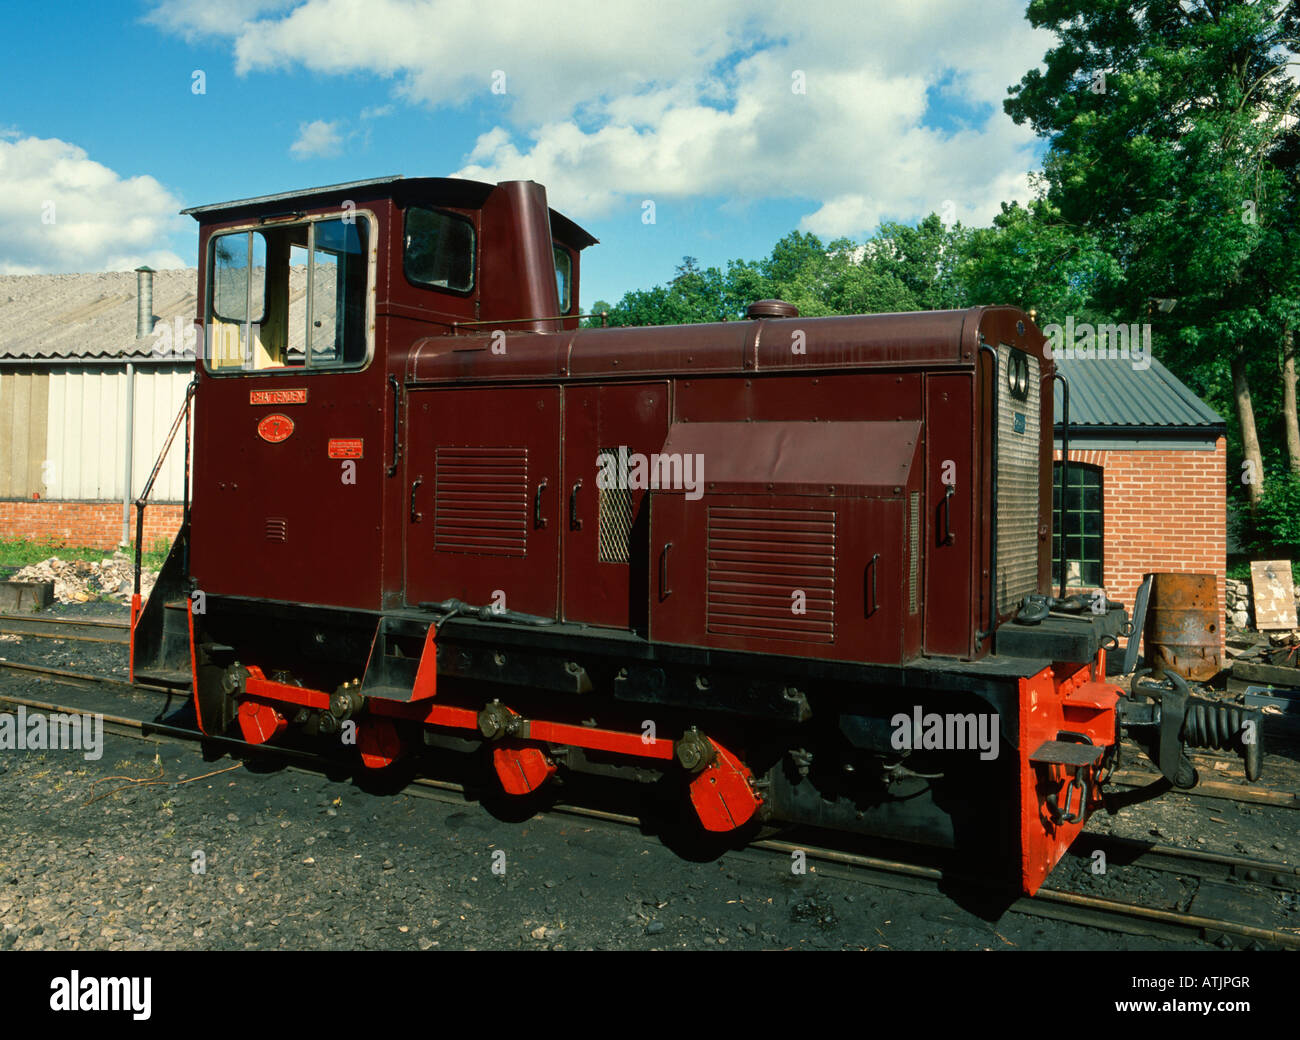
[553,244,572,313]
[205,214,371,372]
[404,206,475,293]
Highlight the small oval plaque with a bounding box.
[257,414,295,443]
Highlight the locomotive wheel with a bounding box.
[492,744,558,795]
[357,718,405,770]
[237,699,287,745]
[477,755,561,824]
[655,793,762,863]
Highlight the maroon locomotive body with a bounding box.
[129,176,1244,895]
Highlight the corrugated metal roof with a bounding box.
[0,269,197,361]
[1052,354,1224,431]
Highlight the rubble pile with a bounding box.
[11,552,157,605]
[1225,574,1300,641]
[1225,577,1254,630]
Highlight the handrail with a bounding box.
[134,379,197,601]
[1053,370,1070,600]
[975,341,999,642]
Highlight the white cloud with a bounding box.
[290,119,344,159]
[145,0,297,40]
[150,0,1053,235]
[0,136,186,275]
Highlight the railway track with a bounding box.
[0,612,129,646]
[2,658,1297,950]
[5,615,1297,807]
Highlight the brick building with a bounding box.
[1051,355,1227,641]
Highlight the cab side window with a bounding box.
[205,215,371,372]
[404,207,474,293]
[553,244,572,313]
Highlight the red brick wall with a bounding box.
[0,500,183,551]
[1054,437,1226,653]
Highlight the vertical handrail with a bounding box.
[183,380,193,577]
[976,341,999,641]
[1053,371,1070,600]
[134,380,197,601]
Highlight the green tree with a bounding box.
[603,257,735,326]
[582,299,613,328]
[600,218,975,327]
[872,214,972,311]
[1003,0,1300,510]
[958,194,1119,326]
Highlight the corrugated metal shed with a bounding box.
[0,269,194,515]
[43,367,192,501]
[1052,355,1224,432]
[0,269,196,361]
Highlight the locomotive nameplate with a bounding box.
[257,414,295,443]
[250,388,308,405]
[328,438,364,459]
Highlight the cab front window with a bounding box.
[206,214,371,372]
[404,206,474,293]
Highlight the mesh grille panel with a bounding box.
[996,344,1041,613]
[597,447,633,563]
[909,491,921,615]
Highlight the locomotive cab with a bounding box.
[177,177,594,613]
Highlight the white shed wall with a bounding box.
[43,366,192,502]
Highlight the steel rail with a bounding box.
[0,613,129,630]
[0,613,130,645]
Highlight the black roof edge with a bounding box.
[181,176,599,250]
[181,176,407,216]
[1054,422,1226,437]
[549,210,599,251]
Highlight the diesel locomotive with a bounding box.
[129,176,1259,895]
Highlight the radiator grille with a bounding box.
[434,446,529,556]
[908,492,921,615]
[597,447,633,564]
[996,344,1041,614]
[706,506,836,643]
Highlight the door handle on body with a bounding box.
[570,480,583,529]
[535,479,549,528]
[659,542,673,599]
[410,475,424,523]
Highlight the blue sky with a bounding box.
[0,1,1052,308]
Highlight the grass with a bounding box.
[0,536,172,572]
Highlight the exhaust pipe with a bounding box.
[135,265,155,339]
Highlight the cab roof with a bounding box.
[180,175,598,249]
